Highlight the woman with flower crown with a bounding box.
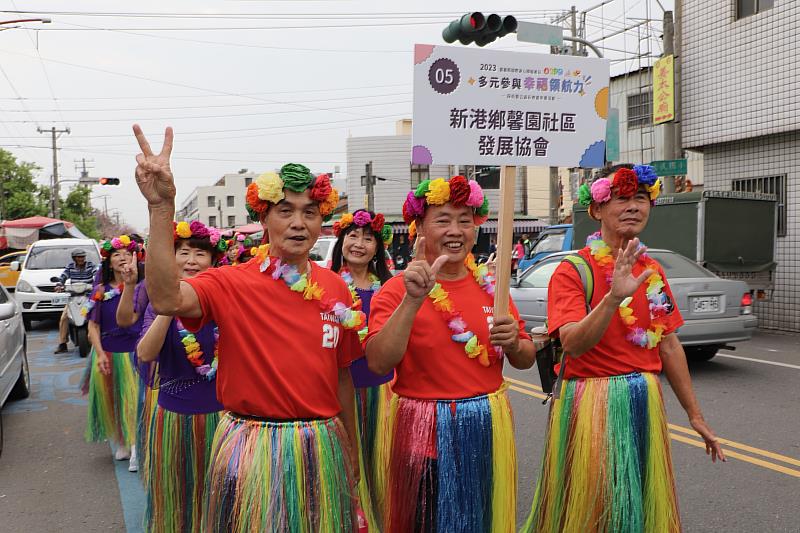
[330,208,394,527]
[365,175,536,533]
[134,220,228,533]
[132,125,365,532]
[83,235,143,473]
[521,164,726,533]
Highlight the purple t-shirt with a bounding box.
[88,282,146,353]
[141,304,223,415]
[349,287,394,388]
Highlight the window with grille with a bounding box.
[732,175,786,237]
[737,0,773,19]
[227,195,235,207]
[627,91,652,129]
[207,196,216,208]
[209,215,217,227]
[410,164,429,188]
[245,177,253,186]
[227,215,236,227]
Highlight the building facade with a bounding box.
[177,172,256,229]
[682,0,799,331]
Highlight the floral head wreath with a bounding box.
[100,234,139,258]
[173,220,229,254]
[402,175,490,230]
[333,210,393,247]
[245,163,339,222]
[578,164,661,207]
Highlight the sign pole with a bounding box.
[493,165,516,318]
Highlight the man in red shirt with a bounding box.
[522,164,725,533]
[132,125,363,532]
[366,176,535,532]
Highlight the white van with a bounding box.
[12,238,101,329]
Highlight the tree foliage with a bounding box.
[0,149,48,220]
[59,186,101,240]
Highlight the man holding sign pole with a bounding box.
[365,175,535,532]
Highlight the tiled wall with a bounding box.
[682,1,800,148]
[702,132,799,332]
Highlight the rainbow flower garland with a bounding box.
[402,175,490,226]
[578,164,662,206]
[80,284,123,317]
[174,220,229,255]
[340,269,381,341]
[245,163,339,222]
[427,254,500,367]
[586,232,671,349]
[99,234,139,259]
[176,319,219,380]
[333,210,394,247]
[251,244,366,331]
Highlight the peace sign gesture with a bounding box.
[133,124,176,208]
[610,237,655,301]
[403,236,448,305]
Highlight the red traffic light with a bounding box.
[99,177,120,186]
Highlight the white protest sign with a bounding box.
[412,44,611,168]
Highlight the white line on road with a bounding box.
[718,352,800,370]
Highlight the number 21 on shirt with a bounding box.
[322,323,341,349]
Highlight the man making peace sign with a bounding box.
[132,125,363,532]
[365,176,535,533]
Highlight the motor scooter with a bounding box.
[51,277,92,357]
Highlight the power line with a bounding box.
[0,9,561,19]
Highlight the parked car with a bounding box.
[0,250,27,293]
[510,249,758,361]
[517,224,574,272]
[12,238,101,330]
[0,283,30,457]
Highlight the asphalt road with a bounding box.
[1,321,798,532]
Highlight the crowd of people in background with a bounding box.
[65,124,726,532]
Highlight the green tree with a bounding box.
[0,149,48,220]
[59,186,101,240]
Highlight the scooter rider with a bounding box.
[54,249,97,353]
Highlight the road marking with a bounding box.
[506,375,800,478]
[717,352,800,370]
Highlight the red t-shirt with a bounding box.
[547,248,684,379]
[366,273,531,400]
[181,260,360,419]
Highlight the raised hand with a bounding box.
[133,124,175,207]
[610,238,655,301]
[403,237,448,304]
[120,259,138,286]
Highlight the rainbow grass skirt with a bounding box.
[384,383,516,533]
[143,405,221,533]
[522,372,680,533]
[84,349,139,447]
[353,382,392,529]
[202,412,356,532]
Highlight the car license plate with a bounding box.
[692,296,720,313]
[52,295,69,305]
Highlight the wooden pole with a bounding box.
[493,165,516,318]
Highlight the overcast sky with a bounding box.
[0,0,671,231]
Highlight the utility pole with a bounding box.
[661,10,683,193]
[363,161,376,212]
[37,126,70,218]
[217,200,223,229]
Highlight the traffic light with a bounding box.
[99,177,120,186]
[442,13,517,47]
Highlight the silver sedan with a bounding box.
[510,249,759,361]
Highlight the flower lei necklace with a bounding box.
[252,245,366,330]
[176,319,219,380]
[427,254,500,367]
[340,268,381,341]
[80,283,124,317]
[587,232,671,349]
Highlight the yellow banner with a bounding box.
[653,55,675,124]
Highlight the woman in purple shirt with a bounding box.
[331,209,394,527]
[84,235,143,471]
[136,220,227,533]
